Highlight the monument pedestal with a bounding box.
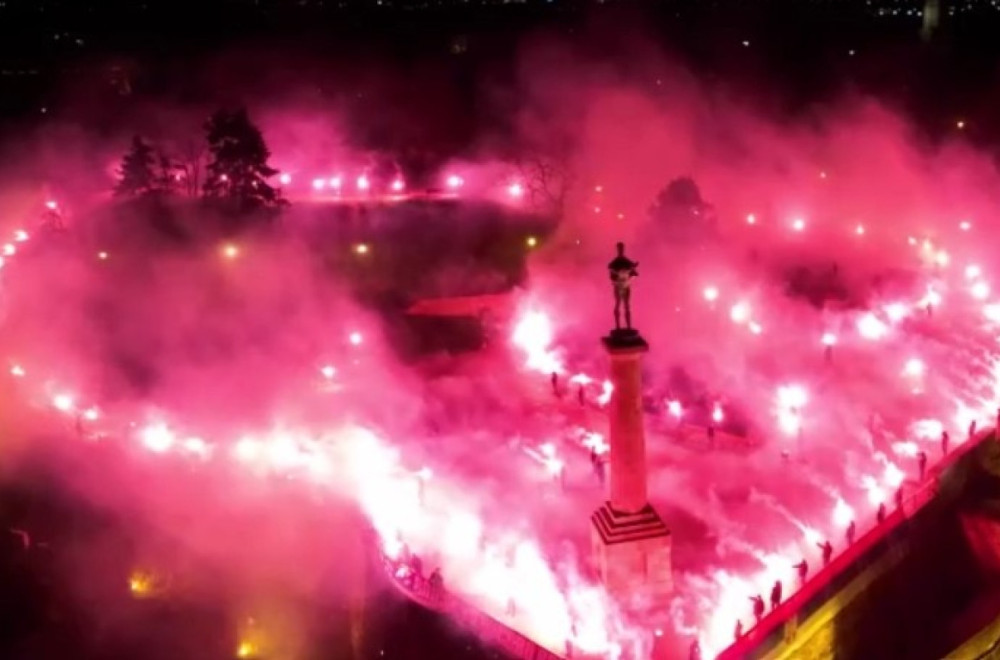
[590,502,673,611]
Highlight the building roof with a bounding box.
[405,293,515,319]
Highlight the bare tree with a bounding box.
[173,138,206,198]
[514,149,575,220]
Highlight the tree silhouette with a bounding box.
[114,136,158,198]
[648,176,717,242]
[202,108,284,213]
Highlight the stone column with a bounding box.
[605,336,649,513]
[590,329,672,611]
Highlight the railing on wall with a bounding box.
[379,551,567,660]
[717,428,994,660]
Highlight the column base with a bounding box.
[590,502,673,612]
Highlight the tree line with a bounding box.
[114,107,286,214]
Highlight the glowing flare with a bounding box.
[667,400,683,417]
[329,176,343,190]
[883,461,905,488]
[703,286,719,302]
[140,424,175,453]
[857,313,888,340]
[2,243,15,256]
[278,173,291,185]
[221,243,240,260]
[236,640,258,659]
[52,394,74,412]
[446,174,464,189]
[10,365,24,377]
[511,310,563,375]
[597,380,613,406]
[832,498,854,527]
[508,182,524,198]
[357,175,370,191]
[45,200,58,211]
[711,403,724,423]
[354,243,369,255]
[526,236,538,248]
[746,213,756,224]
[320,365,336,379]
[391,178,405,193]
[822,332,837,346]
[921,288,942,307]
[128,571,153,597]
[348,331,363,346]
[312,178,325,190]
[960,220,972,231]
[862,475,886,506]
[13,230,28,242]
[729,302,749,324]
[971,281,990,300]
[903,358,925,377]
[966,264,982,280]
[911,418,944,440]
[855,224,865,236]
[775,385,807,435]
[884,303,908,322]
[791,217,806,231]
[234,437,262,462]
[183,437,209,456]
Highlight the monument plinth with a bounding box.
[590,246,672,611]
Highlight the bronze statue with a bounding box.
[608,242,639,330]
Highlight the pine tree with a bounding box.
[202,108,284,212]
[115,136,158,198]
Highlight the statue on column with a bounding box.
[609,242,639,331]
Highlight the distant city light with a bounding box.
[354,243,369,255]
[329,176,343,190]
[278,173,291,185]
[45,200,58,211]
[391,178,405,193]
[221,244,240,260]
[312,178,325,190]
[98,251,109,260]
[348,332,363,346]
[703,286,719,302]
[357,175,370,191]
[526,236,538,248]
[957,119,966,129]
[446,174,464,189]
